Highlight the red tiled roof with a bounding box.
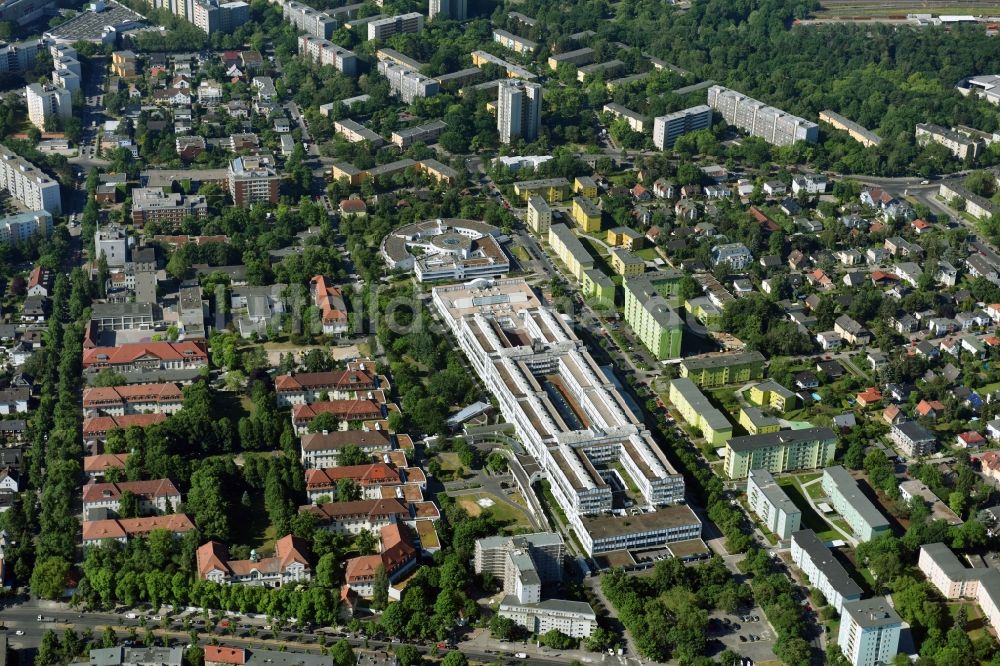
[305,463,401,490]
[311,275,347,325]
[204,646,246,665]
[83,413,167,436]
[959,431,985,445]
[83,513,195,541]
[82,342,207,368]
[83,383,183,408]
[981,451,1000,472]
[340,199,367,212]
[274,370,375,393]
[916,399,945,416]
[292,400,382,423]
[301,498,409,523]
[82,479,180,503]
[83,453,130,473]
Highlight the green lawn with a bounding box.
[778,479,841,541]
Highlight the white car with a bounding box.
[14,631,23,636]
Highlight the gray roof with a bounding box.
[625,273,684,329]
[681,350,765,371]
[893,421,935,443]
[245,649,333,666]
[823,466,890,531]
[919,543,980,581]
[669,378,731,433]
[842,598,902,629]
[499,594,596,618]
[727,427,836,453]
[792,529,863,599]
[748,469,799,518]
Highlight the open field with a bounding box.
[455,492,532,527]
[815,0,1000,17]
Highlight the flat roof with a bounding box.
[842,599,902,629]
[792,529,863,599]
[728,426,835,452]
[582,504,701,539]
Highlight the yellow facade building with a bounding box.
[548,223,594,281]
[668,378,733,446]
[610,248,645,277]
[571,196,602,233]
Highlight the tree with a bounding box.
[372,563,389,610]
[489,614,518,640]
[330,640,355,666]
[31,556,70,600]
[394,645,421,666]
[337,478,362,502]
[307,412,340,433]
[440,652,468,666]
[355,529,379,555]
[338,445,369,466]
[37,630,61,666]
[539,629,577,649]
[118,490,141,518]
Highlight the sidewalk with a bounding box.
[461,628,623,665]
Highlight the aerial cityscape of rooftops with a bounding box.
[4,0,1000,664]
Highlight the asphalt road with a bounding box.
[0,602,582,666]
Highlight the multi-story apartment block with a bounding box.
[498,79,542,144]
[299,430,394,469]
[526,195,552,235]
[377,60,439,103]
[300,498,410,535]
[498,598,597,639]
[739,406,780,435]
[198,534,311,587]
[0,210,51,245]
[888,421,937,457]
[838,600,902,666]
[790,529,863,613]
[90,302,156,331]
[603,103,647,133]
[679,351,766,387]
[94,223,128,267]
[111,50,137,77]
[391,120,447,148]
[82,479,182,518]
[653,105,713,150]
[430,0,467,20]
[623,272,684,360]
[822,466,891,542]
[724,428,837,479]
[367,12,423,40]
[0,145,60,214]
[513,178,570,203]
[570,196,601,232]
[668,378,733,445]
[707,85,818,146]
[52,67,79,92]
[474,533,564,596]
[83,383,184,417]
[26,82,70,130]
[915,123,981,161]
[819,110,881,147]
[228,156,280,207]
[433,278,698,555]
[333,118,384,146]
[609,248,644,277]
[283,1,337,39]
[131,188,209,228]
[547,223,594,281]
[192,0,249,34]
[297,35,357,75]
[493,29,537,54]
[0,38,41,73]
[918,542,1000,632]
[547,47,595,71]
[747,469,801,540]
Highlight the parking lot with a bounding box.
[708,610,777,663]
